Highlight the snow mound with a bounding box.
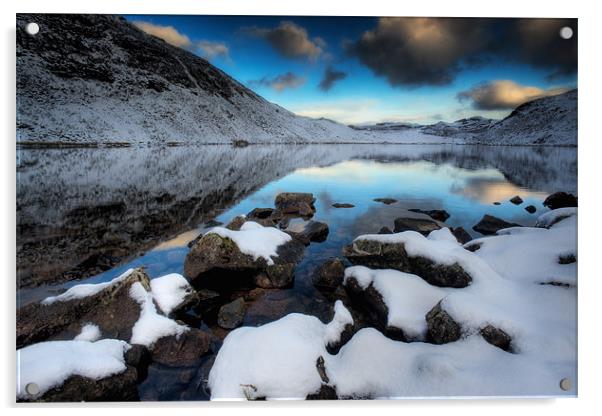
[208,301,353,400]
[150,273,193,315]
[41,268,134,305]
[207,221,292,265]
[535,207,577,228]
[129,282,188,347]
[17,339,129,399]
[74,323,102,342]
[344,266,447,340]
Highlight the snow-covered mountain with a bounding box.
[16,14,387,145]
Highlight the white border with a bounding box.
[2,0,601,414]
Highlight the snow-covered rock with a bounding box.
[149,273,196,316]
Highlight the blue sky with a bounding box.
[125,15,577,125]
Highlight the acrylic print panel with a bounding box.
[15,14,577,401]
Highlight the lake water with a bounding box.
[16,144,577,400]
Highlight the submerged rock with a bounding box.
[217,297,246,329]
[332,203,354,208]
[284,220,329,245]
[426,301,461,344]
[393,217,441,236]
[373,198,397,205]
[408,208,450,222]
[312,258,345,291]
[472,214,521,235]
[343,238,472,288]
[509,195,523,205]
[543,192,578,209]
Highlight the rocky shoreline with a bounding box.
[17,191,577,401]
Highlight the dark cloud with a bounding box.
[249,72,306,92]
[243,21,323,60]
[318,67,348,91]
[457,80,570,110]
[350,17,577,87]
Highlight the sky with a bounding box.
[124,15,577,125]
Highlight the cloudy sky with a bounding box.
[125,15,577,125]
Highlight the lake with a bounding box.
[16,144,577,400]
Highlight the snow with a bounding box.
[535,207,577,228]
[41,269,134,305]
[17,339,129,399]
[129,282,188,347]
[324,300,354,347]
[150,273,193,315]
[344,266,448,340]
[74,323,102,342]
[207,221,292,265]
[208,301,354,400]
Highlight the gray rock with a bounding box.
[543,192,578,209]
[509,195,523,205]
[217,297,246,329]
[451,227,472,244]
[408,208,450,222]
[426,301,461,344]
[525,205,537,214]
[343,239,472,288]
[472,214,522,235]
[373,198,397,205]
[480,325,513,352]
[285,220,329,245]
[332,203,354,208]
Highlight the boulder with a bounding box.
[543,192,578,209]
[373,198,397,205]
[217,297,246,329]
[472,214,521,235]
[408,209,450,222]
[17,268,150,349]
[378,226,393,234]
[525,205,537,214]
[247,207,275,220]
[204,219,223,227]
[312,258,345,291]
[332,203,354,208]
[274,192,316,217]
[343,239,472,288]
[225,215,246,230]
[151,328,213,366]
[29,366,140,402]
[284,220,329,245]
[426,301,461,344]
[124,344,152,382]
[184,231,305,290]
[480,325,513,352]
[393,217,442,236]
[451,227,472,244]
[509,195,523,205]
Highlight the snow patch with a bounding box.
[207,221,292,265]
[535,207,577,228]
[150,273,193,315]
[74,323,101,342]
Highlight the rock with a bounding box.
[17,268,150,349]
[332,203,354,208]
[408,209,450,222]
[285,220,329,244]
[493,202,501,205]
[480,325,513,352]
[464,242,482,252]
[243,287,266,301]
[525,205,537,214]
[31,366,139,402]
[393,217,442,236]
[312,258,345,291]
[543,192,578,209]
[184,231,305,290]
[472,214,521,235]
[326,322,354,355]
[373,198,397,205]
[195,289,222,315]
[247,208,275,220]
[426,301,461,344]
[124,344,151,382]
[274,192,316,217]
[509,195,523,205]
[232,139,250,148]
[204,219,223,227]
[151,328,213,366]
[343,239,472,288]
[316,356,329,384]
[558,253,576,264]
[217,297,246,329]
[306,384,337,400]
[378,226,393,234]
[451,227,472,244]
[225,215,246,230]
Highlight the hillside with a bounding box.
[16,14,386,144]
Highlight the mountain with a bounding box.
[16,14,378,145]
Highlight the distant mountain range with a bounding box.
[16,14,576,146]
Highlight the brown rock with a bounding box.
[393,217,441,236]
[426,301,461,344]
[472,214,521,235]
[312,258,345,291]
[217,297,246,329]
[151,328,213,366]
